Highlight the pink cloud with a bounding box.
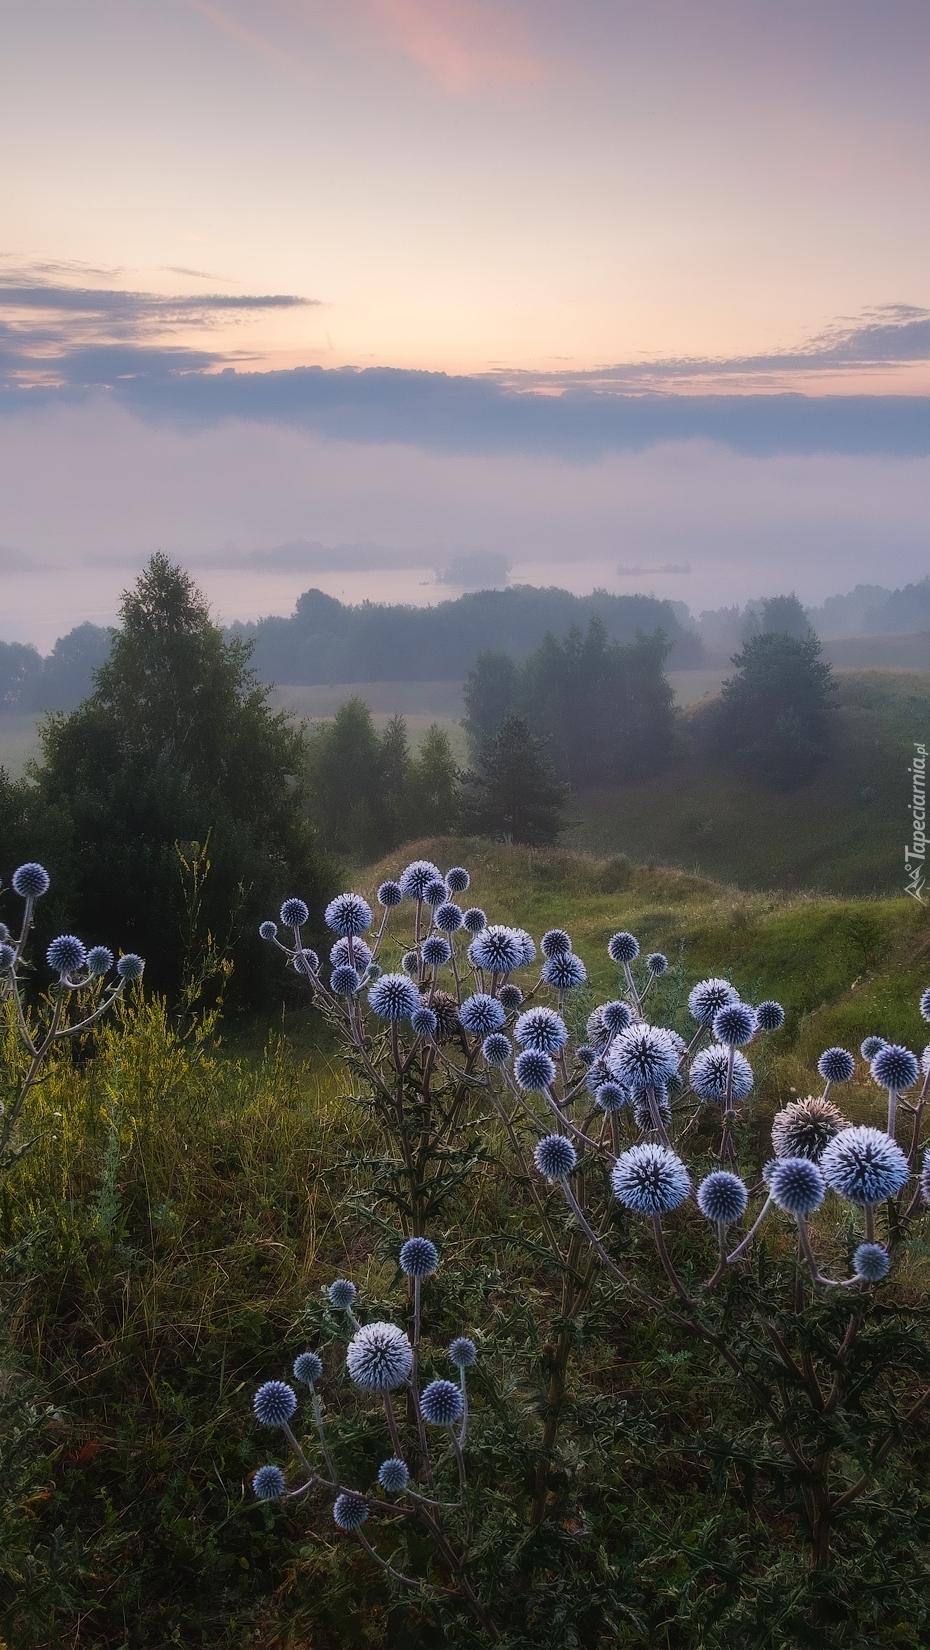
[340,0,546,94]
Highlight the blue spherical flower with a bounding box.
[85,946,114,976]
[766,1157,826,1217]
[611,1144,690,1215]
[378,880,404,908]
[327,1278,357,1311]
[411,1006,438,1038]
[293,1351,323,1386]
[542,952,587,991]
[688,977,739,1026]
[331,964,361,996]
[514,929,536,967]
[325,892,372,937]
[646,953,668,976]
[0,943,15,972]
[690,1044,754,1103]
[462,907,487,934]
[482,1032,512,1065]
[445,866,470,894]
[330,937,372,970]
[420,879,446,909]
[755,1000,785,1032]
[399,860,443,900]
[259,919,278,941]
[470,926,523,974]
[280,898,309,929]
[607,1024,680,1089]
[515,1048,556,1091]
[817,1047,855,1085]
[421,1379,465,1426]
[712,1002,756,1047]
[498,983,523,1011]
[920,985,930,1024]
[601,1000,633,1037]
[533,1134,577,1179]
[608,931,639,964]
[293,948,320,978]
[434,901,464,933]
[821,1126,909,1205]
[368,972,421,1020]
[871,1044,919,1093]
[861,1035,886,1060]
[378,1457,410,1493]
[346,1322,413,1391]
[584,1056,611,1095]
[595,1081,629,1114]
[12,862,50,899]
[541,928,572,958]
[333,1491,369,1530]
[253,1464,286,1501]
[402,950,420,976]
[853,1242,890,1282]
[515,1006,568,1054]
[253,1381,298,1428]
[400,1236,439,1278]
[46,935,86,976]
[448,1336,477,1369]
[421,935,452,969]
[460,993,506,1034]
[697,1171,748,1224]
[117,953,145,982]
[577,1045,596,1067]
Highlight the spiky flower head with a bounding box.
[333,1491,369,1530]
[533,1134,577,1179]
[772,1097,849,1162]
[514,929,536,966]
[861,1035,886,1060]
[445,866,470,893]
[601,1000,633,1037]
[280,898,308,929]
[498,983,523,1011]
[515,1048,556,1091]
[542,928,572,958]
[752,1000,784,1032]
[470,925,523,974]
[46,935,86,976]
[584,1056,612,1095]
[482,1032,511,1065]
[607,1024,680,1089]
[577,1045,596,1067]
[325,893,372,937]
[346,1322,413,1391]
[434,901,463,932]
[411,1006,438,1038]
[400,860,443,900]
[327,1279,357,1311]
[378,1457,410,1493]
[766,1157,826,1217]
[688,977,739,1026]
[0,923,9,944]
[293,948,320,977]
[12,862,50,899]
[922,1044,930,1076]
[462,907,487,934]
[516,1006,568,1053]
[116,952,145,982]
[448,1336,477,1369]
[920,985,930,1023]
[330,964,361,996]
[421,935,452,969]
[293,1351,323,1386]
[460,993,506,1035]
[920,1150,930,1204]
[368,972,420,1020]
[713,1002,756,1047]
[423,878,448,908]
[421,1379,464,1427]
[86,946,114,976]
[331,937,372,970]
[595,1081,629,1114]
[697,1171,748,1224]
[259,918,277,942]
[429,990,461,1043]
[253,1381,298,1428]
[646,952,668,976]
[542,951,586,990]
[853,1243,890,1282]
[402,950,420,976]
[0,943,15,972]
[400,1236,438,1278]
[821,1126,909,1205]
[631,1087,673,1131]
[608,931,639,964]
[253,1465,286,1501]
[611,1143,690,1215]
[871,1044,919,1093]
[818,1047,855,1084]
[377,879,404,907]
[690,1044,754,1104]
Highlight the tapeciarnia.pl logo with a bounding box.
[905,742,926,902]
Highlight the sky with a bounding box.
[1,0,929,647]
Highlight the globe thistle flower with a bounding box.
[411,1006,437,1038]
[608,1024,680,1089]
[117,953,145,982]
[462,907,487,934]
[586,1007,609,1048]
[515,929,537,966]
[293,948,320,978]
[86,946,114,976]
[402,951,420,976]
[577,1045,596,1067]
[460,993,506,1035]
[818,1047,855,1085]
[772,1097,849,1162]
[330,937,373,970]
[853,1242,890,1282]
[280,898,309,929]
[427,990,460,1043]
[766,1157,826,1216]
[346,1322,413,1391]
[325,893,373,937]
[611,1144,690,1215]
[608,932,639,964]
[821,1126,909,1205]
[253,1381,298,1428]
[293,1351,323,1386]
[631,1087,672,1132]
[482,1032,511,1065]
[378,1457,410,1494]
[470,926,523,974]
[861,1035,886,1060]
[0,943,15,972]
[377,879,404,908]
[920,1150,930,1204]
[515,1006,568,1054]
[697,1171,748,1224]
[445,866,470,894]
[541,928,572,958]
[252,1465,286,1501]
[690,1044,754,1104]
[421,935,452,969]
[0,921,10,942]
[871,1044,919,1093]
[330,964,361,996]
[400,860,443,900]
[515,1048,556,1091]
[688,977,739,1026]
[327,1278,357,1311]
[434,901,463,932]
[333,1491,369,1530]
[755,1000,785,1032]
[12,862,50,899]
[46,935,86,976]
[646,953,668,976]
[423,878,448,908]
[584,1056,612,1095]
[368,973,420,1021]
[533,1134,577,1179]
[448,1336,477,1369]
[600,1000,633,1037]
[498,983,523,1011]
[595,1081,629,1114]
[542,952,587,991]
[399,1237,439,1278]
[712,1002,756,1047]
[421,1379,464,1427]
[920,985,930,1023]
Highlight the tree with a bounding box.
[713,628,837,787]
[461,714,566,845]
[305,703,460,859]
[760,593,813,640]
[462,650,520,749]
[402,725,460,837]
